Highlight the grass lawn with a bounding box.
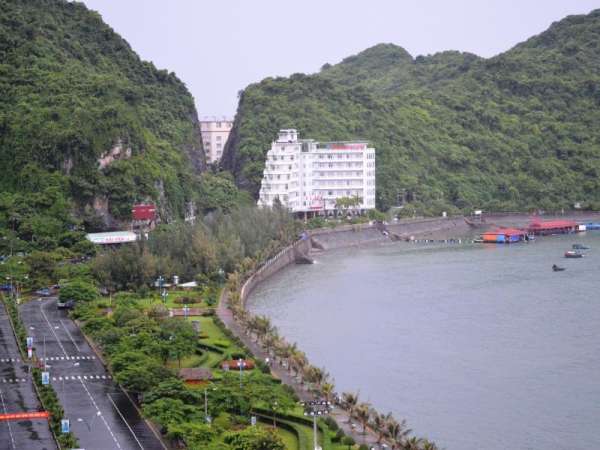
[165,353,205,369]
[259,423,299,450]
[143,289,208,309]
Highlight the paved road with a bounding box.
[20,298,166,450]
[0,301,57,450]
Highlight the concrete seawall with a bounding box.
[240,238,312,305]
[310,216,469,250]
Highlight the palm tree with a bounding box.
[254,315,272,342]
[403,437,424,450]
[387,418,411,450]
[371,410,392,444]
[354,402,371,436]
[272,337,286,364]
[321,381,335,404]
[290,351,308,378]
[341,392,359,423]
[286,342,298,369]
[245,316,260,341]
[261,331,279,356]
[421,440,439,450]
[314,367,330,389]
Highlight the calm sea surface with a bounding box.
[247,232,600,450]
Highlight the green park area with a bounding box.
[72,287,353,450]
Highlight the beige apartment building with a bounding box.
[199,117,233,163]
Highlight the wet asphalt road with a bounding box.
[0,301,57,450]
[20,298,166,450]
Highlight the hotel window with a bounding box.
[216,135,221,141]
[217,122,222,128]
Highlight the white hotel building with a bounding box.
[257,129,376,215]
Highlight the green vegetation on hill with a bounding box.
[0,0,208,252]
[222,9,600,214]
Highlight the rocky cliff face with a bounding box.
[0,0,206,228]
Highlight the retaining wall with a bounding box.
[240,238,312,305]
[310,216,467,250]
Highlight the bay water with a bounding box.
[247,233,600,450]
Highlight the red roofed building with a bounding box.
[527,219,578,235]
[132,204,156,221]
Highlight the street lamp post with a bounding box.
[204,386,217,424]
[237,357,246,388]
[301,399,332,450]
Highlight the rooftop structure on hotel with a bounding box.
[257,129,376,216]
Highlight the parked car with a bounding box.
[35,288,51,297]
[56,299,75,309]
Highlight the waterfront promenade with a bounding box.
[217,288,383,448]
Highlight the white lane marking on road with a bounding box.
[60,320,81,352]
[0,390,16,450]
[79,379,122,449]
[40,302,68,357]
[107,393,145,450]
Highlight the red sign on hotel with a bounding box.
[329,144,366,150]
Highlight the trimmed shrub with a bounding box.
[323,415,339,431]
[333,428,345,443]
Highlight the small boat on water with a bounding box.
[572,244,590,250]
[552,264,566,272]
[565,250,584,258]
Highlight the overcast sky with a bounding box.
[81,1,599,118]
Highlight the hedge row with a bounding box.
[1,295,27,358]
[32,368,79,448]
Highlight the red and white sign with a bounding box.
[309,196,324,210]
[0,411,50,421]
